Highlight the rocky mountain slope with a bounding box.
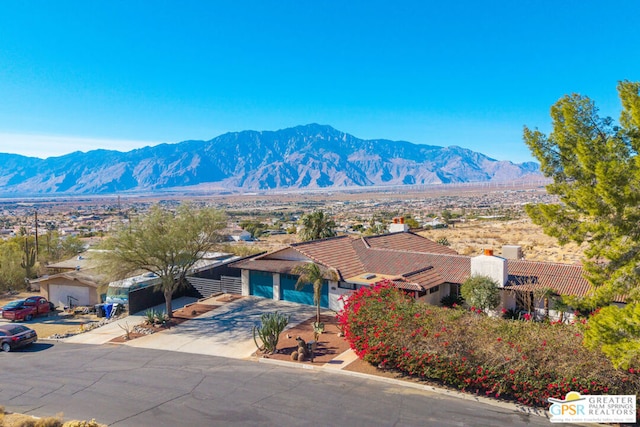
[0,124,540,195]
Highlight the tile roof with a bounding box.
[389,279,426,292]
[229,258,307,274]
[363,231,458,255]
[232,232,606,300]
[504,260,593,297]
[291,236,365,280]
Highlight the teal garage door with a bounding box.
[250,271,273,298]
[280,274,329,308]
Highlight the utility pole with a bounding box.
[34,210,39,260]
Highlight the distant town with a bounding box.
[0,182,555,246]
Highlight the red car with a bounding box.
[0,324,38,352]
[1,296,55,321]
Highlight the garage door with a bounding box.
[49,285,91,307]
[249,271,273,299]
[280,275,328,308]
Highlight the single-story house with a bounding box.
[230,229,611,320]
[228,229,253,242]
[31,250,108,308]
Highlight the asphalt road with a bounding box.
[0,342,556,427]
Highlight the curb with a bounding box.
[258,356,550,419]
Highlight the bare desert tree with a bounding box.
[100,204,226,317]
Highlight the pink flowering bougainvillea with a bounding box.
[337,280,639,411]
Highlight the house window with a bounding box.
[449,283,461,296]
[429,285,440,294]
[338,282,355,290]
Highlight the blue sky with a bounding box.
[1,1,639,162]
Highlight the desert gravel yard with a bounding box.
[0,312,101,338]
[1,291,105,338]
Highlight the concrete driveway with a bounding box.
[63,296,198,345]
[125,297,317,358]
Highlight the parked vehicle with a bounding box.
[1,296,54,322]
[0,324,38,352]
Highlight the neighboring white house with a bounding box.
[229,229,253,242]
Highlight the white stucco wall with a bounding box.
[471,254,508,287]
[49,284,92,307]
[241,269,250,296]
[273,273,280,301]
[271,248,311,261]
[328,281,353,312]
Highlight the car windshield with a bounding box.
[3,300,25,309]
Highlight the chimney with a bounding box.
[389,217,409,233]
[471,248,507,287]
[502,245,523,260]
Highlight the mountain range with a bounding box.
[0,124,540,195]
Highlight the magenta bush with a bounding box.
[337,281,639,408]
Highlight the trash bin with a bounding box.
[95,304,105,318]
[104,303,114,318]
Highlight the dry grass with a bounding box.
[420,218,588,264]
[0,407,105,427]
[0,292,38,307]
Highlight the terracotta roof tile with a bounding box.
[292,236,365,280]
[231,232,608,300]
[363,231,458,255]
[388,279,425,292]
[229,258,306,274]
[504,260,593,297]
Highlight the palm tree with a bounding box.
[298,210,337,241]
[291,262,339,325]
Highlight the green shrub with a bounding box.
[501,308,520,320]
[144,309,156,325]
[460,275,500,311]
[439,293,463,308]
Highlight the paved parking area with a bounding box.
[125,297,317,358]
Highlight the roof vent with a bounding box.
[362,273,377,280]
